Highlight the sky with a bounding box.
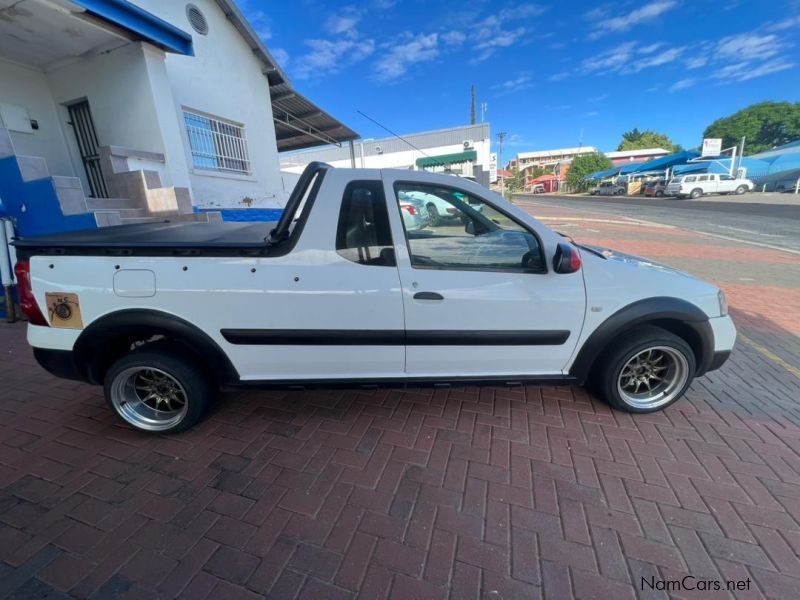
[239,0,800,161]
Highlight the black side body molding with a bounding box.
[569,297,714,384]
[73,309,240,385]
[220,329,571,346]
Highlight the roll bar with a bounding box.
[267,161,332,245]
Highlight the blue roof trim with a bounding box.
[72,0,194,56]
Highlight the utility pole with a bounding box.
[497,131,507,194]
[470,85,476,125]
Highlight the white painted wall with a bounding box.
[132,0,285,208]
[0,57,76,177]
[46,43,172,192]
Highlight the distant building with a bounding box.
[604,148,670,165]
[514,146,599,171]
[280,124,492,187]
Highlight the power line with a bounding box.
[356,110,432,159]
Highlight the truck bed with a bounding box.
[13,221,277,256]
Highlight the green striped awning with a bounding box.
[415,150,477,168]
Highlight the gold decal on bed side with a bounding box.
[45,293,84,329]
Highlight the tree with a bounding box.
[617,129,682,153]
[703,101,800,155]
[566,152,612,191]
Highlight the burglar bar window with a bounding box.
[183,110,251,174]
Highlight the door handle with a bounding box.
[413,291,444,300]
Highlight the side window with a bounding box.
[685,176,696,182]
[698,175,709,181]
[720,174,734,180]
[336,181,395,266]
[394,183,545,273]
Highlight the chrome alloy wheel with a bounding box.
[616,346,689,410]
[110,367,189,431]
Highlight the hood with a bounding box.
[579,243,700,279]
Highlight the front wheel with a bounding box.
[104,345,215,433]
[735,185,747,195]
[592,327,696,413]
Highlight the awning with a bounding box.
[416,150,477,168]
[73,0,194,55]
[630,150,701,173]
[271,84,359,152]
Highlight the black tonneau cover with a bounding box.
[13,221,276,251]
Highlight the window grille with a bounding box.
[183,111,251,174]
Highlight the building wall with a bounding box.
[46,43,172,192]
[132,0,285,208]
[281,124,491,178]
[0,57,76,178]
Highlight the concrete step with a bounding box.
[85,197,141,210]
[16,155,49,182]
[51,176,83,191]
[91,208,148,218]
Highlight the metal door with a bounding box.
[67,101,108,198]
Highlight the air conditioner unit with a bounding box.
[463,139,474,149]
[375,145,383,154]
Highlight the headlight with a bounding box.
[718,290,728,316]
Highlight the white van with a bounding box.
[666,173,754,199]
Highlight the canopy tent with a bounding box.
[584,165,627,180]
[627,150,701,174]
[673,156,771,179]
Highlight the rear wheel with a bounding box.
[427,203,441,227]
[104,345,214,433]
[689,188,702,199]
[592,327,696,413]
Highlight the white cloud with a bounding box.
[548,71,570,81]
[323,6,365,38]
[685,56,708,69]
[271,48,289,67]
[713,59,795,82]
[292,38,375,80]
[442,30,466,45]
[471,4,549,62]
[669,78,697,92]
[246,9,272,41]
[584,110,600,117]
[492,74,534,94]
[716,33,783,61]
[587,0,678,39]
[772,15,800,30]
[578,41,684,75]
[373,32,439,82]
[580,41,637,72]
[588,93,608,102]
[498,3,549,20]
[624,46,685,72]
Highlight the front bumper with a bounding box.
[705,315,736,373]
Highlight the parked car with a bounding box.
[666,173,754,199]
[14,162,735,433]
[762,177,800,193]
[643,180,667,197]
[596,181,627,196]
[531,184,546,194]
[398,194,430,231]
[403,190,462,226]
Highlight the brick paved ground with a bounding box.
[1,200,799,599]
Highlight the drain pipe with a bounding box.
[0,219,16,322]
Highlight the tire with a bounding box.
[689,188,702,199]
[104,344,215,433]
[735,185,747,195]
[591,326,696,413]
[427,203,441,227]
[655,190,664,197]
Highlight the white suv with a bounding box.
[666,173,753,199]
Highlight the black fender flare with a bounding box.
[73,309,239,385]
[569,297,714,383]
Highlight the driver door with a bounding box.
[382,175,585,378]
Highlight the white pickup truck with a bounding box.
[13,163,736,433]
[666,173,754,199]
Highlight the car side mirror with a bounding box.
[553,242,582,274]
[465,221,475,235]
